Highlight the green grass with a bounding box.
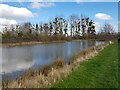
[51,43,119,88]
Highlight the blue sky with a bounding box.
[0,1,118,32]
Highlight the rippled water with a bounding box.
[1,40,105,80]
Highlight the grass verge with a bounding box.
[51,43,118,88]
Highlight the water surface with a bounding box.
[1,40,105,80]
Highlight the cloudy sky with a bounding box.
[0,0,119,33]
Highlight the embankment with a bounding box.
[2,42,110,88]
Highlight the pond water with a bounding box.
[1,40,105,81]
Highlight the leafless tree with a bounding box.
[100,23,114,34]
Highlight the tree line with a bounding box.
[1,15,117,43]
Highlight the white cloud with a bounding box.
[20,0,56,2]
[30,2,55,9]
[95,22,101,29]
[75,0,84,2]
[75,0,119,2]
[94,22,102,33]
[0,4,33,20]
[95,13,112,20]
[91,0,118,2]
[2,0,119,2]
[0,18,17,32]
[17,0,25,3]
[0,18,17,26]
[0,4,34,31]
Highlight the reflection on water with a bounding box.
[2,46,33,73]
[1,40,104,80]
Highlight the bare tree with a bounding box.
[69,15,79,37]
[88,20,95,34]
[43,23,49,36]
[49,22,53,36]
[100,23,114,34]
[97,23,115,40]
[35,24,39,33]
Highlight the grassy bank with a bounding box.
[51,43,118,88]
[2,43,108,88]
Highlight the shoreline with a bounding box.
[1,39,106,47]
[1,40,66,47]
[1,43,110,88]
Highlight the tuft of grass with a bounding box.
[40,64,54,76]
[54,58,64,68]
[51,43,118,88]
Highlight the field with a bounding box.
[51,43,119,88]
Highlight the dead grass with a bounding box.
[53,58,64,68]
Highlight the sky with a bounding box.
[0,0,119,33]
